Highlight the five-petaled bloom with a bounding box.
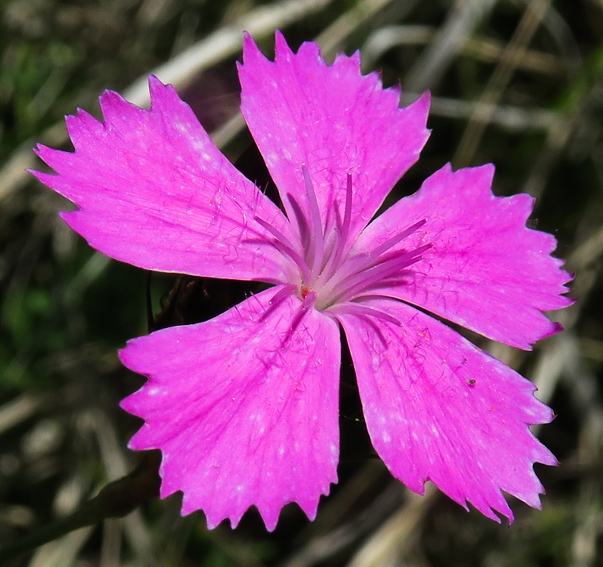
[32,32,571,530]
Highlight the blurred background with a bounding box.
[1,0,602,565]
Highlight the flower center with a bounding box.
[256,166,431,312]
[300,285,314,299]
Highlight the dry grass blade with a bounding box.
[0,0,336,206]
[28,527,94,567]
[124,0,337,104]
[453,0,552,166]
[399,92,562,132]
[404,0,498,92]
[364,24,567,75]
[0,395,39,436]
[347,486,437,567]
[279,481,406,567]
[312,0,404,59]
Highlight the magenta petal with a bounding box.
[338,297,557,523]
[238,32,430,243]
[119,287,340,530]
[352,164,572,349]
[32,76,293,283]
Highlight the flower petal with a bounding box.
[337,297,557,523]
[238,32,430,243]
[119,286,340,530]
[352,164,572,349]
[32,76,293,283]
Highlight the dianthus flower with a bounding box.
[32,32,571,530]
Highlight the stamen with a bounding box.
[365,219,427,263]
[324,244,432,306]
[302,288,317,309]
[328,219,427,288]
[260,284,298,321]
[316,173,354,287]
[254,216,312,284]
[254,215,297,252]
[285,192,311,253]
[258,166,431,314]
[302,165,325,280]
[341,173,353,255]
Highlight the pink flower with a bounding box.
[32,32,571,531]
